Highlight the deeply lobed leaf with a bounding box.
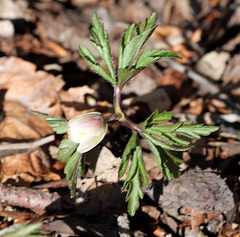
[64,151,83,198]
[117,12,158,87]
[120,132,148,216]
[131,50,181,70]
[175,124,219,139]
[58,138,83,198]
[126,169,144,216]
[32,111,68,134]
[118,131,138,178]
[89,13,116,83]
[146,138,182,180]
[79,46,115,84]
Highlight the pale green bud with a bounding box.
[67,112,108,153]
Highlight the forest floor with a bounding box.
[0,0,240,236]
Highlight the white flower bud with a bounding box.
[67,112,108,153]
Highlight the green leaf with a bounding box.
[87,13,116,83]
[146,122,183,133]
[126,169,144,216]
[118,12,157,87]
[118,131,138,178]
[118,50,179,82]
[0,223,43,237]
[138,150,148,187]
[32,111,68,134]
[58,138,79,162]
[118,23,135,66]
[141,111,218,150]
[139,110,173,129]
[145,138,182,180]
[79,46,115,84]
[123,145,140,189]
[131,50,181,70]
[57,138,83,198]
[175,124,219,140]
[117,68,140,87]
[146,127,190,147]
[143,12,157,31]
[64,151,83,198]
[119,27,156,69]
[143,133,190,151]
[120,133,148,216]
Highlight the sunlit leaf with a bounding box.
[32,111,68,134]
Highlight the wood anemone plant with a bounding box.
[33,12,218,216]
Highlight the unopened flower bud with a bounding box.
[68,112,108,153]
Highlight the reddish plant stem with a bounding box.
[113,85,143,134]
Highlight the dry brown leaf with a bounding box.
[16,34,70,58]
[59,86,95,119]
[186,97,204,115]
[0,152,61,185]
[0,56,64,115]
[152,25,183,40]
[0,100,61,185]
[172,44,195,64]
[0,101,53,139]
[94,147,121,183]
[59,86,112,119]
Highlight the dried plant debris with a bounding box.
[159,167,235,219]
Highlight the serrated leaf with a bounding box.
[120,134,147,216]
[143,133,190,151]
[64,151,82,198]
[138,150,148,186]
[132,50,181,70]
[146,122,183,133]
[118,23,135,66]
[88,13,116,83]
[136,22,143,35]
[119,131,138,178]
[58,138,79,162]
[118,12,156,69]
[32,111,68,134]
[145,138,182,180]
[118,50,179,84]
[146,127,190,147]
[120,27,155,69]
[118,13,157,87]
[123,145,140,189]
[175,124,219,140]
[143,12,157,31]
[148,110,173,124]
[125,169,144,216]
[139,110,173,129]
[79,46,115,84]
[57,138,82,197]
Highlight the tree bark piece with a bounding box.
[0,183,61,212]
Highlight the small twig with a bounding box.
[0,183,61,212]
[33,178,68,189]
[0,135,55,158]
[159,60,240,113]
